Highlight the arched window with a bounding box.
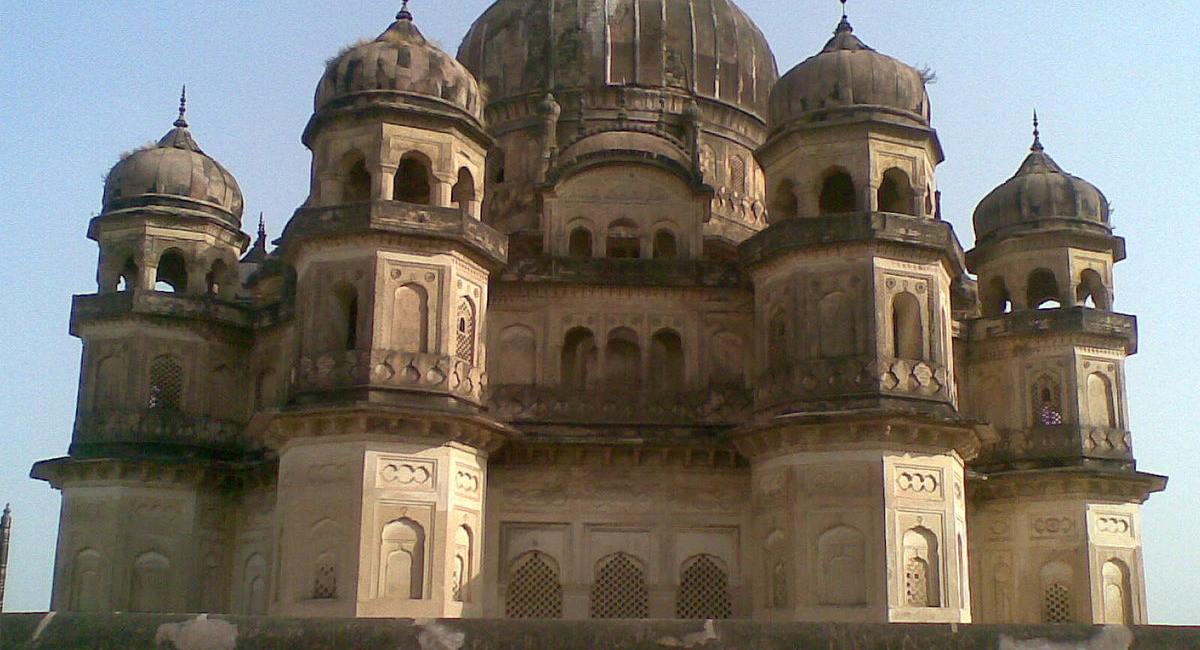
[819,169,856,215]
[489,148,506,184]
[506,551,563,619]
[818,291,855,357]
[764,530,788,609]
[394,153,432,205]
[451,167,476,213]
[817,525,866,606]
[590,553,648,619]
[243,554,268,615]
[561,327,598,390]
[1086,372,1117,428]
[1040,561,1073,623]
[1101,559,1132,624]
[148,355,184,410]
[652,229,679,259]
[456,297,477,364]
[312,552,337,599]
[155,250,188,293]
[568,227,594,258]
[606,219,641,258]
[649,329,684,392]
[117,256,138,292]
[392,283,429,353]
[878,168,915,215]
[333,285,360,350]
[892,292,925,360]
[982,277,1012,317]
[1077,269,1110,309]
[727,155,747,194]
[676,554,732,619]
[381,518,425,599]
[1031,374,1064,426]
[69,549,107,612]
[605,327,641,388]
[452,525,473,603]
[772,179,798,220]
[1027,268,1061,309]
[494,325,537,385]
[902,527,940,608]
[206,259,229,296]
[130,551,170,612]
[342,154,371,202]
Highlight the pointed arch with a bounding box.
[129,551,170,612]
[456,297,477,364]
[589,552,648,619]
[819,168,857,214]
[878,167,915,215]
[452,525,474,602]
[1101,559,1132,624]
[676,554,732,619]
[1086,372,1117,428]
[451,166,476,212]
[891,292,925,360]
[394,152,432,205]
[1027,268,1062,309]
[505,551,563,619]
[561,327,598,389]
[155,249,188,293]
[381,517,425,599]
[902,527,940,607]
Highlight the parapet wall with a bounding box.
[4,614,1200,650]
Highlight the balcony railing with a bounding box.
[977,424,1134,467]
[296,349,486,405]
[486,384,752,426]
[72,409,252,457]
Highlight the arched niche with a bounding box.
[129,551,170,612]
[341,152,371,202]
[1027,268,1062,309]
[69,548,108,612]
[391,283,429,353]
[891,292,926,360]
[155,249,188,293]
[902,527,940,608]
[818,168,857,215]
[878,167,915,215]
[817,525,866,606]
[649,328,684,392]
[604,327,641,387]
[561,327,597,390]
[494,324,537,385]
[1077,269,1110,309]
[380,517,425,600]
[394,152,433,205]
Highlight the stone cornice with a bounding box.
[71,291,255,338]
[280,201,507,270]
[968,467,1167,504]
[964,308,1137,355]
[29,456,272,492]
[492,439,746,470]
[495,256,748,290]
[738,212,967,277]
[732,410,987,462]
[251,403,516,454]
[303,92,492,151]
[967,223,1126,266]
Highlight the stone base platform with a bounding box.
[3,614,1199,649]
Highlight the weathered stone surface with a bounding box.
[4,615,1200,650]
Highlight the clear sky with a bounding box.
[1,1,1197,622]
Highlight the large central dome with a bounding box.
[458,0,777,120]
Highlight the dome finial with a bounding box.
[397,0,413,21]
[1031,109,1044,152]
[257,212,267,242]
[836,0,852,33]
[174,85,188,128]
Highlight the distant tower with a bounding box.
[740,13,976,622]
[261,6,508,617]
[31,92,252,614]
[0,504,11,613]
[963,117,1166,624]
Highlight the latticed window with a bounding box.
[590,553,648,619]
[456,297,476,364]
[1043,583,1072,623]
[904,558,931,607]
[313,554,336,599]
[1032,375,1064,425]
[505,552,563,619]
[676,555,732,619]
[147,355,183,410]
[728,155,747,194]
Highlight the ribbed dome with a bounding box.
[457,0,778,120]
[769,17,930,131]
[316,10,482,121]
[102,116,244,226]
[973,132,1111,244]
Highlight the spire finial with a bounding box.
[397,0,413,21]
[1031,110,1044,152]
[835,0,852,33]
[174,85,189,128]
[257,212,266,241]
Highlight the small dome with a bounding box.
[973,130,1111,244]
[458,0,777,121]
[769,17,930,131]
[102,108,244,225]
[316,10,482,121]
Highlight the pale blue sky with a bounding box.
[1,1,1197,622]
